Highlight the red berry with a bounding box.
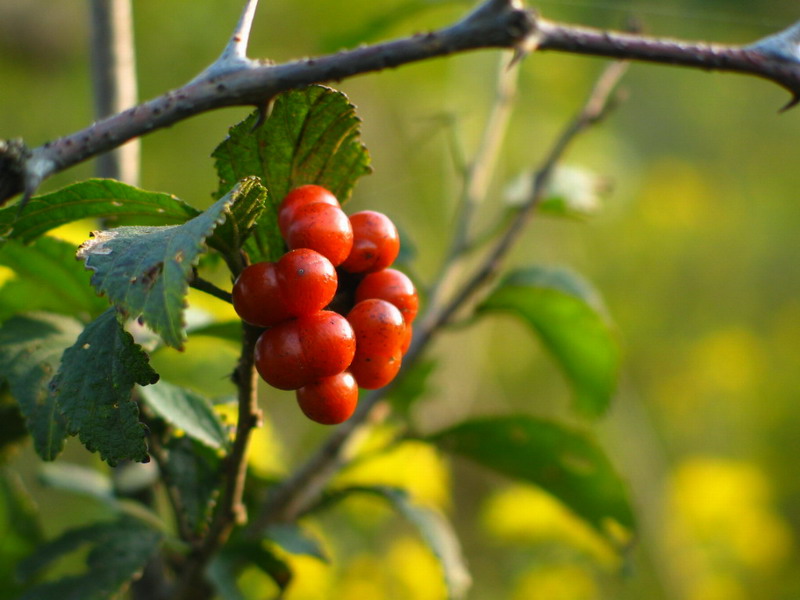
[297,311,356,378]
[232,262,292,327]
[278,185,340,238]
[347,299,406,389]
[254,311,356,390]
[340,211,400,274]
[254,320,309,390]
[355,268,419,323]
[285,202,353,266]
[400,323,413,355]
[347,299,407,357]
[296,372,359,425]
[348,352,402,390]
[276,249,337,316]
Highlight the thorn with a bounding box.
[251,97,275,131]
[779,93,800,113]
[508,30,541,69]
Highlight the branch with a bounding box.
[249,59,628,531]
[0,0,535,205]
[534,17,800,110]
[3,2,800,205]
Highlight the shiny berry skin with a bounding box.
[296,372,359,425]
[347,299,406,389]
[297,311,356,378]
[232,262,292,327]
[276,249,337,317]
[255,320,309,390]
[347,299,407,356]
[254,311,356,390]
[400,323,413,355]
[340,211,400,274]
[355,268,418,323]
[285,202,353,266]
[278,184,340,238]
[348,352,402,390]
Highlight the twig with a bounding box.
[6,2,800,205]
[0,0,535,205]
[89,0,140,184]
[424,56,520,321]
[534,17,800,110]
[189,273,233,304]
[173,322,263,599]
[250,59,629,530]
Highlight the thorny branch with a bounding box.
[252,59,629,530]
[2,0,800,205]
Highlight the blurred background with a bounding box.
[2,1,800,598]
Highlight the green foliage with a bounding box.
[322,485,471,599]
[0,179,200,245]
[264,523,328,562]
[211,541,293,596]
[0,391,28,458]
[50,308,159,466]
[212,85,371,262]
[139,381,230,451]
[17,517,162,600]
[429,416,635,541]
[478,266,620,417]
[77,177,264,348]
[0,469,42,600]
[162,437,222,534]
[0,237,108,321]
[0,313,82,460]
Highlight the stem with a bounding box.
[89,0,140,184]
[250,60,628,531]
[174,322,262,599]
[189,274,233,304]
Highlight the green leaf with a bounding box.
[38,462,166,530]
[323,486,470,599]
[214,541,293,593]
[265,523,328,562]
[18,518,162,600]
[0,389,29,458]
[429,416,635,540]
[77,177,262,348]
[163,437,222,534]
[386,359,437,418]
[212,85,371,262]
[39,463,114,503]
[0,237,109,321]
[0,179,200,245]
[206,183,267,261]
[478,266,620,417]
[0,469,42,600]
[50,308,159,466]
[139,381,229,450]
[0,313,82,460]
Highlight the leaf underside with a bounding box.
[77,177,264,349]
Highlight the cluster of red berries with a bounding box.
[232,185,418,425]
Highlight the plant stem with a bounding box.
[189,274,233,304]
[173,322,262,599]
